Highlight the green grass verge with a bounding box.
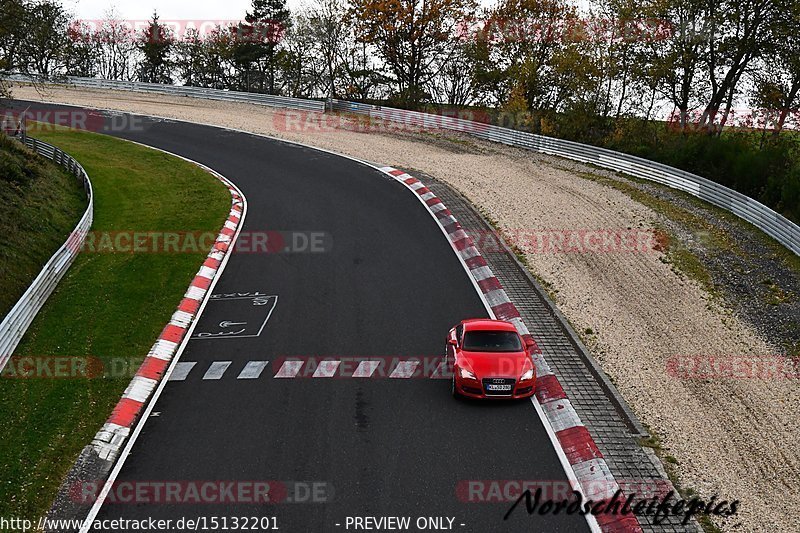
[0,134,88,318]
[0,125,230,522]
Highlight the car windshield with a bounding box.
[462,330,523,352]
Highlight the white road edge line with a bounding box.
[36,102,600,533]
[78,146,248,533]
[388,167,602,533]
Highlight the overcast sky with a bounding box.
[63,0,273,21]
[62,0,592,22]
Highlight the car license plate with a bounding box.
[486,384,512,391]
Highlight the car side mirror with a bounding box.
[447,338,458,346]
[524,338,535,348]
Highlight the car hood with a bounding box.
[458,350,532,378]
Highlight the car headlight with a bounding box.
[459,367,477,380]
[520,368,534,381]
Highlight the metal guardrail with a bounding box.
[48,76,326,112]
[7,74,324,111]
[330,100,800,256]
[0,135,94,372]
[5,74,797,255]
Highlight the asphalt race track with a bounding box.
[13,101,590,532]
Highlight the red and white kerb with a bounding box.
[90,176,244,463]
[380,166,642,533]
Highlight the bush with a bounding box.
[0,134,40,187]
[515,110,800,225]
[371,97,800,224]
[780,164,800,222]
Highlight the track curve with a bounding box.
[11,101,589,532]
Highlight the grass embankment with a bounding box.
[0,125,231,522]
[0,134,87,318]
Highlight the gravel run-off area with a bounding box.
[9,86,800,533]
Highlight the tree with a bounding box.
[305,0,350,99]
[477,0,599,113]
[173,29,200,86]
[18,0,70,79]
[93,10,139,81]
[173,25,241,88]
[750,3,800,136]
[0,0,26,77]
[340,40,384,100]
[279,12,323,97]
[282,0,379,100]
[137,11,174,84]
[467,16,509,107]
[350,0,477,108]
[65,20,99,77]
[428,40,474,105]
[635,0,711,129]
[233,0,292,93]
[698,0,787,133]
[1,0,73,83]
[586,0,651,120]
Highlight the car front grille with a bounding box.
[482,377,515,396]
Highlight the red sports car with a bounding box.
[446,318,536,399]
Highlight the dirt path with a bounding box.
[12,86,799,532]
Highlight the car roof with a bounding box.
[461,318,518,332]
